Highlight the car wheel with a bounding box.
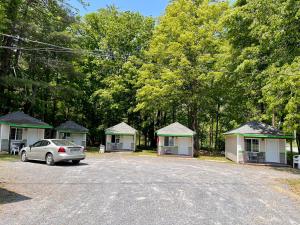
[46,153,55,166]
[72,160,80,165]
[21,151,28,162]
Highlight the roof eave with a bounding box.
[105,131,136,135]
[157,133,194,137]
[56,129,88,134]
[0,121,52,129]
[224,133,293,139]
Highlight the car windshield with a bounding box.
[52,140,77,146]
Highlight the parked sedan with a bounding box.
[20,139,86,166]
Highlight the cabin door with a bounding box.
[265,139,280,163]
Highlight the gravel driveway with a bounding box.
[0,153,300,225]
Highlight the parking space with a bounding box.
[0,153,300,225]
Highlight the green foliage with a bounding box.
[0,0,299,151]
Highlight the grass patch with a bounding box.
[86,147,100,152]
[85,147,103,158]
[286,179,300,196]
[197,155,231,162]
[271,167,300,175]
[0,153,19,162]
[133,150,157,157]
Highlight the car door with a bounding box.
[28,141,43,159]
[38,140,50,161]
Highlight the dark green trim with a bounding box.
[105,132,135,135]
[157,134,194,137]
[57,130,88,134]
[225,133,293,139]
[0,121,52,129]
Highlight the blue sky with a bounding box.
[69,0,170,17]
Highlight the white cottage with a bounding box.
[105,122,137,151]
[0,111,52,153]
[156,122,195,157]
[55,121,88,147]
[224,121,293,164]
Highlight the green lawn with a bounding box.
[0,153,19,162]
[85,147,104,158]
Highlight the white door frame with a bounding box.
[265,139,280,163]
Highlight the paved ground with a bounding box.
[0,153,300,225]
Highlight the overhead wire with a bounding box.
[0,33,108,57]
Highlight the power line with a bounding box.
[0,33,72,50]
[0,45,109,57]
[0,33,106,55]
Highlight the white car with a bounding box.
[20,139,86,166]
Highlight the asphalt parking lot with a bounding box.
[1,153,300,225]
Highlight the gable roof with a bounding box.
[0,111,52,129]
[156,122,195,137]
[224,121,292,139]
[56,121,88,133]
[105,122,137,135]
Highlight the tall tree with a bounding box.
[136,0,230,155]
[225,0,300,152]
[71,7,154,144]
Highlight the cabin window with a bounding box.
[10,128,23,140]
[164,137,175,146]
[111,135,120,143]
[245,139,259,152]
[63,133,71,139]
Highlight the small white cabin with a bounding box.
[0,111,52,153]
[224,121,292,164]
[156,122,195,157]
[105,122,137,151]
[55,121,88,147]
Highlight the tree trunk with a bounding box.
[272,109,276,127]
[138,132,141,147]
[210,116,214,148]
[149,119,156,148]
[190,107,199,157]
[296,129,300,154]
[215,103,220,152]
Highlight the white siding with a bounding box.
[157,136,193,156]
[106,134,136,151]
[260,139,266,152]
[177,137,193,155]
[26,129,38,146]
[225,136,237,162]
[0,124,10,151]
[1,124,10,139]
[279,139,285,153]
[56,132,87,147]
[121,135,134,150]
[25,128,45,146]
[237,135,245,163]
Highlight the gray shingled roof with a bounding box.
[105,122,136,135]
[56,121,88,133]
[156,122,195,136]
[224,121,283,136]
[0,111,52,128]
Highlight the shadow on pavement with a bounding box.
[55,161,89,167]
[0,188,31,205]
